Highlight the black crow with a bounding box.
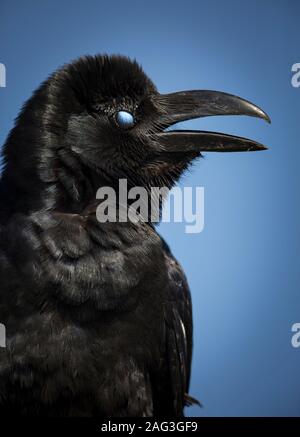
[0,55,269,416]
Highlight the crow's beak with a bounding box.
[151,90,270,152]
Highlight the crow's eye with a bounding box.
[115,111,135,129]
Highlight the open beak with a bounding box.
[151,90,270,152]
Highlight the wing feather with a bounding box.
[162,239,199,415]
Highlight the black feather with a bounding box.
[0,55,197,416]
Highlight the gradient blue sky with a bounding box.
[0,0,299,416]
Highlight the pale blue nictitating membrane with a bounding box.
[116,110,135,128]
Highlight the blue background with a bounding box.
[0,0,299,417]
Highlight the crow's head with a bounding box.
[1,55,270,215]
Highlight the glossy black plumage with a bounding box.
[0,55,269,416]
[0,56,196,416]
